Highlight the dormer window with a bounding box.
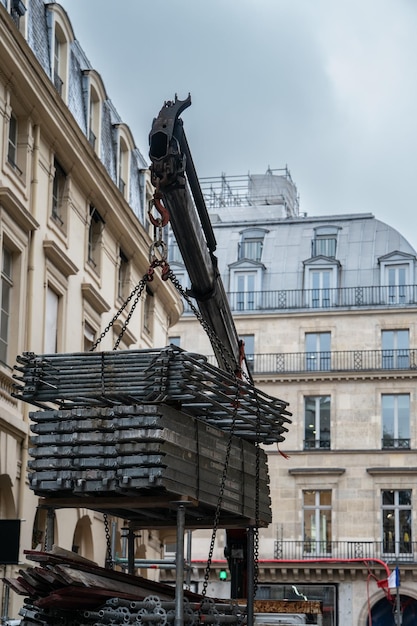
[83,71,105,155]
[312,226,340,258]
[53,30,65,96]
[10,0,26,29]
[238,228,267,262]
[114,124,134,200]
[47,4,74,103]
[378,251,416,305]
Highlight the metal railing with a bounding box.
[274,540,417,563]
[232,349,417,375]
[224,284,417,312]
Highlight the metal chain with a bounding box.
[113,278,149,350]
[253,396,261,598]
[103,513,113,569]
[167,267,261,599]
[167,271,238,378]
[90,275,151,352]
[200,384,240,600]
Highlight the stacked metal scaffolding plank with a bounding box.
[19,596,246,626]
[13,345,291,444]
[4,551,245,626]
[27,403,272,525]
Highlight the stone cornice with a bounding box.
[43,239,78,277]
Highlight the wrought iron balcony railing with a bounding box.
[274,540,417,563]
[228,348,417,375]
[224,284,417,312]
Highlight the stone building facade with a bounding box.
[0,0,181,619]
[168,170,417,625]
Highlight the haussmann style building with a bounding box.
[0,0,182,619]
[166,169,417,626]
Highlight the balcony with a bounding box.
[274,540,417,563]
[238,348,417,375]
[225,284,417,312]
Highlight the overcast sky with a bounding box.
[58,0,417,250]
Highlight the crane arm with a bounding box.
[149,96,241,374]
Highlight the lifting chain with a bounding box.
[90,190,172,568]
[200,384,240,603]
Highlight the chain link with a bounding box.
[103,513,113,569]
[90,275,151,352]
[200,383,240,601]
[167,272,238,378]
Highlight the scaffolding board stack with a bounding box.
[7,345,292,625]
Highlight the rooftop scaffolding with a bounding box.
[199,167,300,215]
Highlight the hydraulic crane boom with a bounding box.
[149,95,242,374]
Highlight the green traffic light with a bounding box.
[219,569,228,581]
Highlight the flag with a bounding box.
[388,567,400,589]
[377,567,400,590]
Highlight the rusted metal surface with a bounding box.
[253,600,322,615]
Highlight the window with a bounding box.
[311,226,339,258]
[382,394,410,449]
[143,286,154,335]
[312,236,337,258]
[387,265,407,304]
[53,33,63,96]
[238,229,266,262]
[83,322,96,352]
[236,272,256,311]
[304,396,330,450]
[303,258,339,308]
[168,233,182,264]
[88,207,104,271]
[118,249,129,300]
[169,336,180,347]
[44,287,59,353]
[88,87,99,149]
[382,329,409,369]
[382,489,412,555]
[7,113,18,170]
[51,159,67,226]
[10,0,26,29]
[305,332,331,371]
[240,334,254,371]
[303,490,332,555]
[118,138,128,196]
[379,252,415,303]
[0,247,13,365]
[309,269,331,308]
